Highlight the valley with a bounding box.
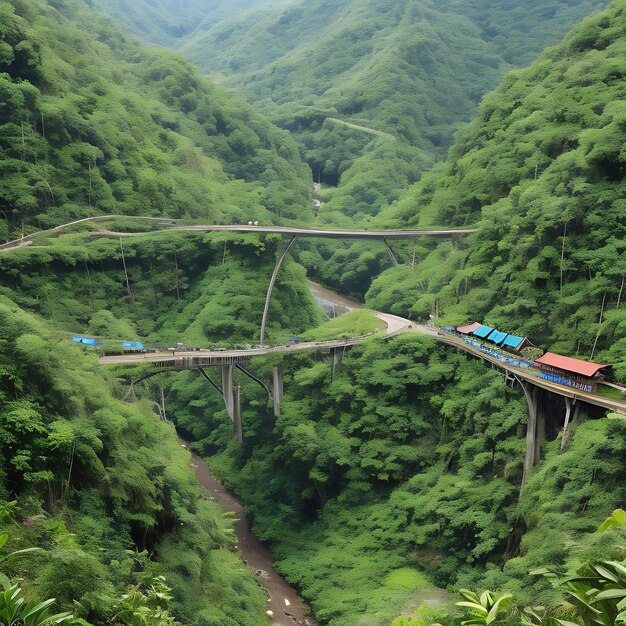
[0,1,624,625]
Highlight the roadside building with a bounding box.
[534,352,610,392]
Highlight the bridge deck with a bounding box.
[98,313,626,416]
[0,216,478,251]
[166,225,478,239]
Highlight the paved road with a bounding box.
[0,215,478,251]
[165,224,477,239]
[99,312,409,366]
[0,216,177,251]
[413,323,626,416]
[98,307,626,414]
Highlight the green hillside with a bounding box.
[0,0,625,625]
[0,293,272,625]
[156,3,625,624]
[178,0,608,220]
[0,1,317,623]
[92,0,280,47]
[0,0,311,241]
[369,0,626,376]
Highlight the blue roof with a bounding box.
[123,341,145,350]
[72,336,97,346]
[473,325,494,338]
[502,335,525,349]
[487,330,508,345]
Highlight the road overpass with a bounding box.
[99,301,625,466]
[0,215,478,252]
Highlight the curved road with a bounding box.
[0,215,478,251]
[98,307,626,415]
[99,311,411,367]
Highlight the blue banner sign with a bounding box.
[539,371,593,393]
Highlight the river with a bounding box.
[188,451,314,625]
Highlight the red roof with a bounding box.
[535,352,608,377]
[456,322,482,335]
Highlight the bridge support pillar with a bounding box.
[519,380,539,494]
[273,365,283,417]
[330,347,344,380]
[260,236,297,345]
[221,365,242,443]
[233,384,242,444]
[383,238,399,266]
[560,398,580,451]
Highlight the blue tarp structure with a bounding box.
[472,325,494,338]
[72,336,97,346]
[123,341,145,350]
[502,335,525,350]
[487,329,508,345]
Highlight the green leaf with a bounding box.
[596,589,626,600]
[606,562,626,578]
[21,598,56,619]
[459,589,480,602]
[456,601,489,615]
[487,594,513,624]
[593,565,619,583]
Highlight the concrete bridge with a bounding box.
[99,297,626,484]
[100,312,411,442]
[7,216,623,489]
[0,214,477,344]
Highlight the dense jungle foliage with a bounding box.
[0,0,625,625]
[174,0,608,221]
[0,230,321,344]
[304,0,626,379]
[0,296,270,625]
[0,231,323,625]
[168,333,626,625]
[0,0,311,241]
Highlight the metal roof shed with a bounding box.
[487,329,508,345]
[502,335,527,350]
[457,322,482,335]
[123,341,145,350]
[535,352,609,378]
[72,336,97,346]
[473,325,494,339]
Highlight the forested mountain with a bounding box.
[0,0,311,241]
[152,3,624,624]
[176,0,608,221]
[91,0,281,47]
[1,0,625,625]
[368,0,626,375]
[0,0,316,623]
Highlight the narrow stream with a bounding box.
[188,451,314,626]
[183,283,356,625]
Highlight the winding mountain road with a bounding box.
[98,311,411,366]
